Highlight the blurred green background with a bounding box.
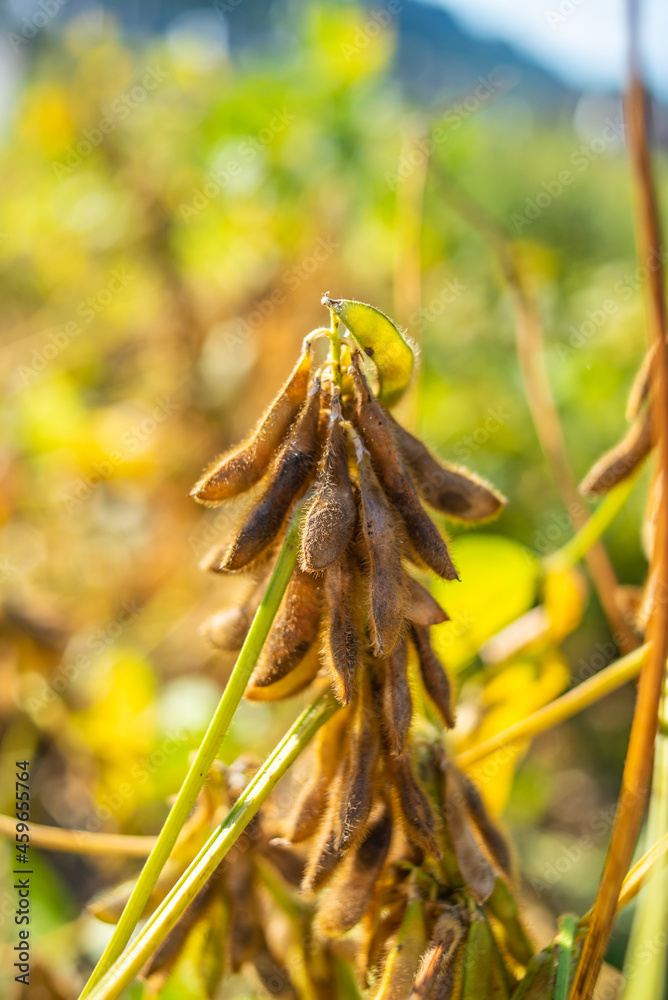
[0,1,666,996]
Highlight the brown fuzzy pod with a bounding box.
[324,546,362,704]
[380,637,413,756]
[200,605,253,652]
[286,710,349,842]
[580,411,652,496]
[385,408,506,522]
[357,443,406,656]
[216,383,322,572]
[260,839,305,887]
[409,905,467,1000]
[315,804,393,937]
[410,625,455,729]
[452,767,513,878]
[248,569,323,688]
[350,359,458,581]
[442,766,496,905]
[390,754,440,858]
[191,350,311,505]
[227,854,263,972]
[200,570,270,652]
[366,897,409,977]
[404,574,448,626]
[338,678,380,848]
[300,401,357,572]
[245,645,320,701]
[301,758,350,892]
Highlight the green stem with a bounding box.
[555,915,577,1000]
[78,508,303,999]
[83,690,339,1000]
[543,472,639,574]
[328,309,343,390]
[333,954,366,1000]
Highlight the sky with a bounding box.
[431,0,668,99]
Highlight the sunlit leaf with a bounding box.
[431,534,539,671]
[324,297,415,406]
[459,651,570,814]
[543,568,587,643]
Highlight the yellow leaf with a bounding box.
[543,568,587,643]
[431,535,539,672]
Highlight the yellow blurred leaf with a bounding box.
[458,651,570,815]
[543,568,588,643]
[431,535,539,671]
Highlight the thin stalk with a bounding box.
[393,117,429,430]
[578,831,668,926]
[83,690,339,1000]
[544,473,640,574]
[570,9,668,996]
[620,666,668,1000]
[0,815,156,857]
[79,507,303,998]
[333,954,366,1000]
[430,162,639,654]
[328,308,343,391]
[455,644,648,770]
[555,915,578,1000]
[393,116,428,334]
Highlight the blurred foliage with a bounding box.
[0,1,666,996]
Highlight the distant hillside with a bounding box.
[2,0,581,111]
[395,1,578,111]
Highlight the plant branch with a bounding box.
[555,915,578,1000]
[578,830,668,926]
[569,9,668,995]
[0,815,156,857]
[430,160,639,654]
[327,307,343,391]
[82,689,339,1000]
[78,506,303,999]
[455,644,648,770]
[544,472,640,574]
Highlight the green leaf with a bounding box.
[430,534,539,671]
[324,297,415,406]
